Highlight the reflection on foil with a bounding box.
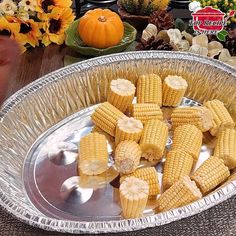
[48,142,78,166]
[60,176,93,204]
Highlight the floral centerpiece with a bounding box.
[0,0,75,52]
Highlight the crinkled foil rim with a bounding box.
[1,51,236,234]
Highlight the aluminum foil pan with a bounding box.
[0,51,236,234]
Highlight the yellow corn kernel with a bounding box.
[172,124,203,162]
[107,78,136,113]
[120,176,149,219]
[204,99,235,136]
[120,167,160,199]
[191,156,230,194]
[171,106,213,132]
[131,103,163,124]
[115,117,143,146]
[79,132,108,175]
[115,141,141,174]
[155,176,202,212]
[140,119,168,161]
[137,73,162,106]
[162,75,188,107]
[163,150,194,191]
[91,102,126,137]
[214,128,236,169]
[92,125,115,141]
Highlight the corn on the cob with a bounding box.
[204,99,235,136]
[155,176,202,212]
[214,128,236,169]
[115,117,143,146]
[91,102,126,137]
[162,75,188,107]
[79,132,108,175]
[115,141,141,174]
[107,78,136,113]
[137,74,162,106]
[131,103,163,124]
[140,119,168,161]
[120,167,160,199]
[92,125,115,142]
[119,176,149,219]
[191,156,230,194]
[171,106,213,132]
[163,150,194,191]
[79,167,119,190]
[172,124,202,162]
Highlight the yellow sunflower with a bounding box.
[0,16,27,53]
[7,16,42,47]
[36,0,72,13]
[41,7,75,46]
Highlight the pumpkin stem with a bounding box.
[98,16,106,22]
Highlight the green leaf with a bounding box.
[175,18,186,32]
[217,30,229,42]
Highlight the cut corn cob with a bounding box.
[115,141,141,174]
[91,102,126,137]
[163,150,194,191]
[172,124,203,162]
[155,176,202,212]
[131,103,163,124]
[120,167,160,199]
[107,78,136,113]
[115,117,143,146]
[119,176,149,219]
[79,132,108,175]
[191,156,230,194]
[92,125,115,143]
[171,106,213,132]
[162,75,188,107]
[137,74,162,105]
[204,99,235,136]
[214,128,236,169]
[140,119,168,161]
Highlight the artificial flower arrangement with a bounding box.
[0,0,75,52]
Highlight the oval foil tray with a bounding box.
[0,51,236,234]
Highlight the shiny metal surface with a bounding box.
[0,51,236,234]
[23,98,211,221]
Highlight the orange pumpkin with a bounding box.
[78,9,124,49]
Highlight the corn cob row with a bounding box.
[137,74,162,106]
[131,103,163,124]
[92,125,115,142]
[155,176,202,212]
[171,106,213,132]
[172,124,203,162]
[91,102,126,137]
[115,141,141,174]
[214,128,236,169]
[204,99,235,136]
[162,75,188,107]
[115,117,143,146]
[120,167,160,199]
[140,119,168,161]
[163,150,194,191]
[79,133,108,175]
[107,79,136,113]
[191,156,230,194]
[119,176,149,219]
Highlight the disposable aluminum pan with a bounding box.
[0,51,236,234]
